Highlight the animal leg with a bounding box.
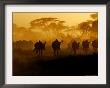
[41,50,43,56]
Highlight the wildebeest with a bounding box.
[72,41,80,55]
[92,39,98,52]
[82,40,90,53]
[33,40,46,56]
[52,39,63,56]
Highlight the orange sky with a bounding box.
[13,12,96,28]
[13,12,98,42]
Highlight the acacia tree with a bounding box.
[77,13,98,39]
[30,17,68,37]
[90,13,98,32]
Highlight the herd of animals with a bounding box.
[33,39,98,56]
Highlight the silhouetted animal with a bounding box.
[52,39,63,56]
[82,40,90,53]
[33,40,46,56]
[92,40,98,52]
[72,41,80,55]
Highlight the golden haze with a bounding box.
[13,12,98,42]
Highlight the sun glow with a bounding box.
[13,12,98,43]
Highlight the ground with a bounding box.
[13,49,98,76]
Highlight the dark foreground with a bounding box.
[13,54,98,76]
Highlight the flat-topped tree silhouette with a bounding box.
[30,17,58,29]
[30,17,68,38]
[77,13,98,39]
[78,21,91,37]
[90,13,98,20]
